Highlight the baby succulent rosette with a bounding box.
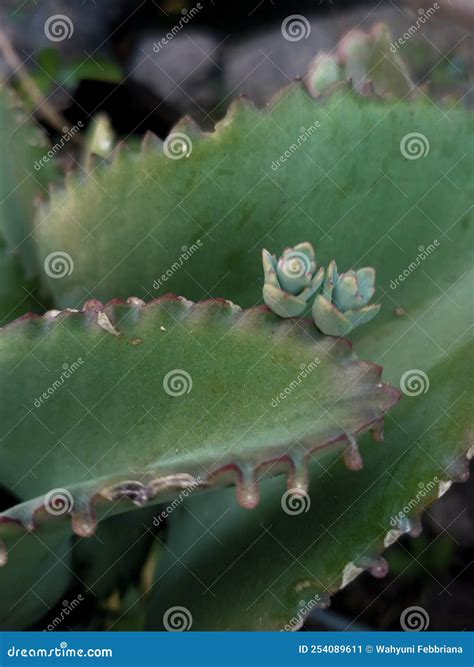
[312,260,380,336]
[262,242,324,317]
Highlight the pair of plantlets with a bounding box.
[262,242,380,336]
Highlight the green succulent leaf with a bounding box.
[34,85,473,314]
[0,297,399,559]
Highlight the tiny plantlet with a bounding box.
[262,242,324,317]
[312,260,380,336]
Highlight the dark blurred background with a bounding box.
[1,0,472,140]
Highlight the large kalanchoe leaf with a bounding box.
[33,83,472,313]
[0,297,399,560]
[146,330,472,631]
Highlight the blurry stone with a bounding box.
[0,0,125,59]
[127,31,222,127]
